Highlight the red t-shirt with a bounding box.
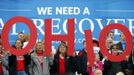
[17,56,25,71]
[37,53,43,63]
[59,57,65,74]
[37,53,43,69]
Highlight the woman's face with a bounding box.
[59,45,66,54]
[15,40,22,49]
[112,46,118,55]
[36,43,43,52]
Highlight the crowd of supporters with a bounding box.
[0,31,134,75]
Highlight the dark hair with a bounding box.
[55,43,67,57]
[18,32,26,42]
[18,32,24,35]
[107,31,114,36]
[93,40,99,47]
[15,39,23,48]
[83,40,86,44]
[61,41,66,44]
[110,44,119,50]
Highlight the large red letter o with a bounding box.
[1,16,37,56]
[99,23,133,62]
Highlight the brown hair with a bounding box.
[55,43,67,57]
[110,44,119,50]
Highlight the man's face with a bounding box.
[108,32,114,39]
[106,38,113,49]
[18,33,25,42]
[120,33,126,41]
[15,40,22,49]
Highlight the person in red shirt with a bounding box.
[9,39,31,75]
[50,43,76,75]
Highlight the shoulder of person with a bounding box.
[78,50,84,57]
[30,52,37,58]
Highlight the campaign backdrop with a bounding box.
[0,0,134,51]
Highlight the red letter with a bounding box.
[45,19,74,56]
[99,23,133,62]
[84,30,95,66]
[1,16,37,56]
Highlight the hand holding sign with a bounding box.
[1,16,133,67]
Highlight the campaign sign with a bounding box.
[0,0,134,51]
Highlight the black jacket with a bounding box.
[103,60,123,75]
[50,55,76,75]
[8,54,31,75]
[77,49,88,75]
[117,42,129,70]
[117,42,124,51]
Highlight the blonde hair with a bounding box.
[116,72,124,75]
